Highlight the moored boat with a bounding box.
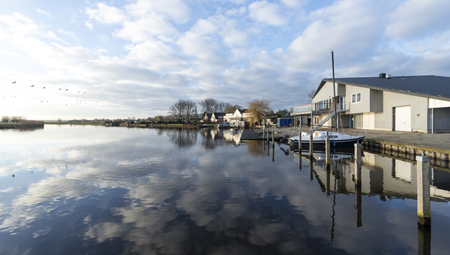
[288,131,364,147]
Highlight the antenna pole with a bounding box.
[332,51,337,131]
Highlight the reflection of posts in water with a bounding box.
[326,131,330,166]
[355,184,362,227]
[326,165,331,196]
[309,158,314,181]
[272,144,275,162]
[417,224,431,255]
[354,143,362,186]
[416,156,431,226]
[298,152,302,170]
[309,133,313,156]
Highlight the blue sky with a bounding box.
[1,0,449,120]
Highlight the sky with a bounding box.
[0,0,449,120]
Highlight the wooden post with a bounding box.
[416,155,431,226]
[272,131,274,145]
[309,132,313,156]
[263,128,265,141]
[326,165,330,196]
[309,158,314,181]
[354,143,362,186]
[298,132,301,151]
[326,131,331,167]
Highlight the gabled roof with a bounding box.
[317,75,450,100]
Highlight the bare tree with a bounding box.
[248,99,271,123]
[308,89,316,100]
[2,116,10,123]
[184,100,197,121]
[169,99,186,120]
[225,104,241,112]
[199,98,218,113]
[156,115,165,122]
[10,116,26,123]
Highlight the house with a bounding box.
[201,112,225,124]
[291,74,450,133]
[224,108,254,126]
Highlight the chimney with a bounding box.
[379,73,386,78]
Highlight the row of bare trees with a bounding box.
[1,116,27,123]
[168,98,243,121]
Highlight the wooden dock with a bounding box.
[240,130,263,140]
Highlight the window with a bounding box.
[352,93,361,103]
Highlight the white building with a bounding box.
[291,74,450,133]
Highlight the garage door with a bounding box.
[395,106,411,131]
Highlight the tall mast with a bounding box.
[331,51,337,131]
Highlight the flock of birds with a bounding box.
[7,81,120,108]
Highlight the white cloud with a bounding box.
[126,40,188,72]
[125,0,190,23]
[84,20,93,29]
[386,0,450,39]
[85,3,127,24]
[248,1,288,26]
[114,15,179,42]
[279,0,306,8]
[36,8,52,18]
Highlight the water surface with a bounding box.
[1,126,449,254]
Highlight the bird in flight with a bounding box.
[31,85,34,87]
[12,81,16,84]
[42,87,46,89]
[59,88,62,90]
[65,89,68,91]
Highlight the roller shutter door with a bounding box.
[395,106,411,131]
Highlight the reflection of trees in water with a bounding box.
[246,140,265,157]
[1,126,45,132]
[201,129,225,150]
[166,129,198,148]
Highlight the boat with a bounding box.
[288,131,364,147]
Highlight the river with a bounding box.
[1,125,449,254]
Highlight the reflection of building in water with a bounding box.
[200,129,225,149]
[222,130,241,146]
[295,152,450,202]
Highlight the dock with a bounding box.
[240,130,263,140]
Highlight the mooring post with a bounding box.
[354,143,362,186]
[309,133,313,156]
[309,158,314,181]
[326,131,331,167]
[416,155,431,226]
[263,128,265,141]
[298,132,301,152]
[272,131,274,146]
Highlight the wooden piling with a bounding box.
[416,155,431,226]
[309,133,313,156]
[326,131,331,166]
[354,143,362,186]
[298,132,301,151]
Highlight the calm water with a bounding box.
[1,125,450,255]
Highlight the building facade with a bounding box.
[291,75,450,133]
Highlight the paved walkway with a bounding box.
[263,127,450,153]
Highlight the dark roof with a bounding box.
[321,75,450,99]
